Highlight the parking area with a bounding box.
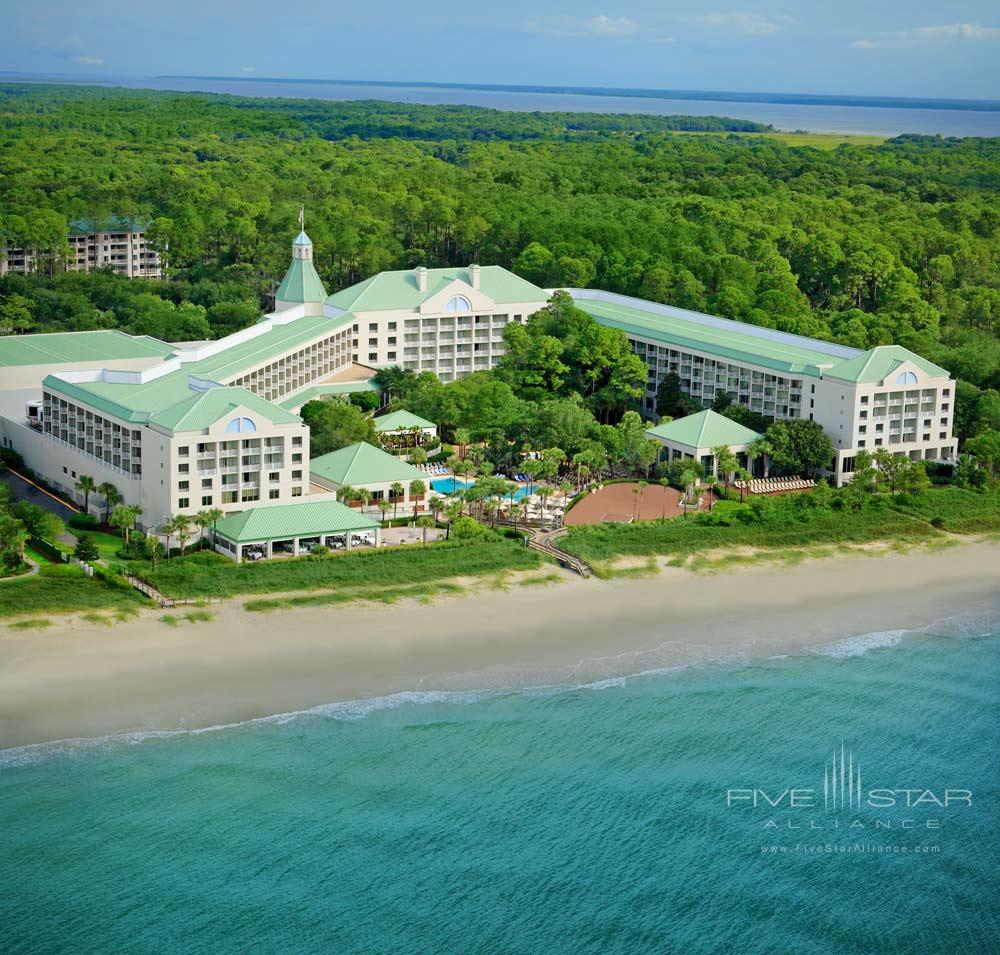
[380,525,446,546]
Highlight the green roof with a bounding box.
[147,386,302,431]
[310,442,425,487]
[327,266,546,312]
[0,330,173,367]
[276,257,328,304]
[43,311,353,420]
[645,410,762,450]
[373,409,436,432]
[213,499,378,543]
[576,298,854,378]
[277,379,377,412]
[823,345,951,384]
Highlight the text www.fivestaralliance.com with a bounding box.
[760,844,940,855]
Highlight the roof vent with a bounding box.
[415,266,427,292]
[469,263,480,289]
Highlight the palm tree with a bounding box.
[193,510,213,550]
[679,466,700,519]
[75,475,96,515]
[734,466,752,503]
[411,447,428,467]
[378,500,392,526]
[110,504,133,555]
[659,478,671,519]
[711,446,738,501]
[356,488,372,513]
[173,514,193,558]
[444,499,464,539]
[637,479,649,518]
[454,428,471,460]
[98,482,121,524]
[206,506,224,548]
[429,495,444,524]
[336,485,357,506]
[409,479,426,516]
[160,517,178,559]
[390,482,404,520]
[415,514,435,546]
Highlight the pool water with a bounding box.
[429,477,532,500]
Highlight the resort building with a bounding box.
[0,226,957,553]
[309,442,427,510]
[1,216,163,279]
[373,410,438,446]
[645,410,762,476]
[566,290,956,485]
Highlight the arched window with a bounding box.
[895,371,918,386]
[445,295,472,313]
[225,417,257,433]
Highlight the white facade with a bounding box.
[1,224,162,279]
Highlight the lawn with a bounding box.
[0,565,150,618]
[24,546,55,566]
[90,531,127,561]
[128,537,543,600]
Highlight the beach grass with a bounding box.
[243,579,469,612]
[561,494,943,563]
[886,486,1000,534]
[0,564,149,618]
[8,618,53,631]
[128,538,542,600]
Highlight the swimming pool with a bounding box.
[430,477,475,494]
[429,477,533,501]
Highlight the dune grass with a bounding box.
[8,618,53,631]
[128,538,542,600]
[0,564,149,618]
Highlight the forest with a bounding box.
[1,83,999,444]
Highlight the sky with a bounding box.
[3,1,999,100]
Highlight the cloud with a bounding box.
[853,22,1000,49]
[695,12,793,36]
[241,66,256,73]
[70,55,104,65]
[522,13,669,40]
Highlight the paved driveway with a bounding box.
[1,469,77,522]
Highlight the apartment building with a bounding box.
[1,216,163,278]
[568,290,956,485]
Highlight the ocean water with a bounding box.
[6,75,1000,137]
[2,615,998,953]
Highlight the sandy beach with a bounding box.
[1,541,998,750]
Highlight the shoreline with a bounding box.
[1,540,998,751]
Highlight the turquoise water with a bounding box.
[430,477,532,500]
[2,616,998,953]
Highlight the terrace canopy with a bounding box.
[644,410,762,476]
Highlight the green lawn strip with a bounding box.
[128,538,542,600]
[0,565,149,618]
[24,546,55,567]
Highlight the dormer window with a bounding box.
[895,371,918,386]
[445,295,472,313]
[225,417,256,433]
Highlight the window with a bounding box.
[292,453,302,463]
[368,323,378,332]
[369,338,378,347]
[388,352,396,361]
[292,437,302,447]
[269,471,279,482]
[269,489,280,499]
[202,478,212,489]
[292,470,302,480]
[201,495,213,506]
[225,417,256,433]
[291,487,302,497]
[445,295,472,313]
[178,498,189,509]
[178,446,189,456]
[895,371,918,386]
[178,480,189,491]
[178,463,189,474]
[369,353,378,362]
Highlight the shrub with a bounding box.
[930,516,946,529]
[68,513,99,531]
[0,447,24,470]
